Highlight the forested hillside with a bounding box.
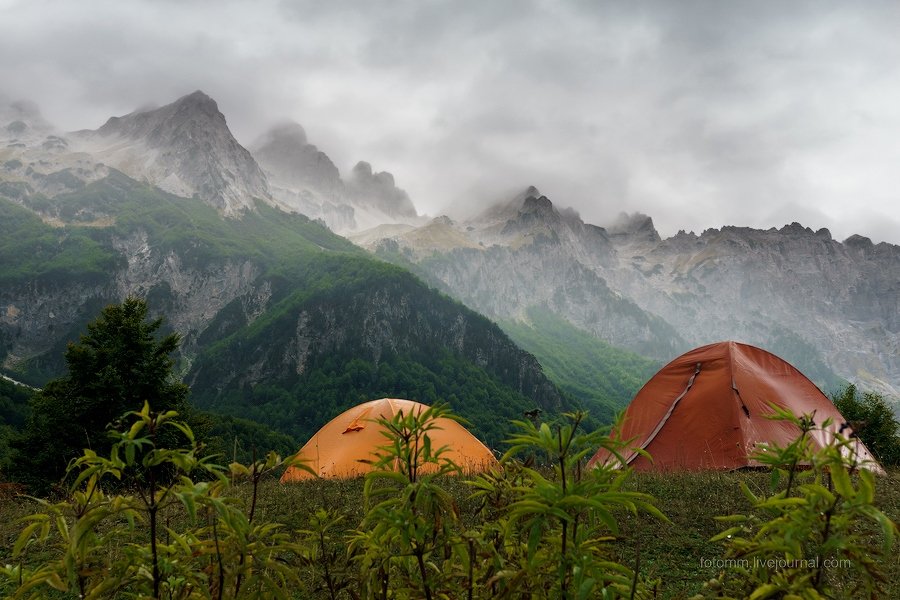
[0,171,572,450]
[0,377,32,475]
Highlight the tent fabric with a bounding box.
[281,398,498,482]
[587,341,882,473]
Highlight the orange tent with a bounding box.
[281,398,498,482]
[588,341,882,473]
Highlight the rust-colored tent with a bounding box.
[281,398,498,482]
[588,341,882,472]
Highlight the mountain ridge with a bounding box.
[2,90,897,418]
[76,90,270,214]
[360,187,899,399]
[0,168,574,446]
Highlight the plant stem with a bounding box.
[320,528,337,600]
[234,449,257,597]
[148,420,161,600]
[248,447,259,524]
[559,426,569,599]
[414,544,433,600]
[785,427,810,497]
[467,537,475,600]
[212,518,224,600]
[813,496,839,590]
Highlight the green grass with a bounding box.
[3,468,898,598]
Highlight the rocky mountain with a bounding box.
[605,219,899,396]
[357,188,900,401]
[0,95,574,447]
[75,91,271,214]
[1,91,421,230]
[345,160,418,220]
[3,88,897,432]
[1,91,270,215]
[250,122,351,228]
[252,122,423,233]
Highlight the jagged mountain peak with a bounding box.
[521,194,556,215]
[247,124,424,233]
[352,160,375,178]
[520,185,540,199]
[347,160,417,219]
[251,120,340,199]
[844,233,873,248]
[254,121,308,147]
[607,212,660,244]
[97,89,225,140]
[177,89,216,107]
[79,91,269,214]
[468,185,544,226]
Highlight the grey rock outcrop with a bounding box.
[346,161,417,220]
[361,186,900,399]
[252,122,342,197]
[81,90,270,214]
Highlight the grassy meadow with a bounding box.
[3,467,898,599]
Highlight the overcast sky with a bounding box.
[1,0,899,244]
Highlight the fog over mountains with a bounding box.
[357,191,899,399]
[2,90,898,407]
[1,91,420,230]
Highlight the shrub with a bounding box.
[832,384,900,466]
[695,405,897,599]
[2,403,312,599]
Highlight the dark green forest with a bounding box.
[0,377,33,476]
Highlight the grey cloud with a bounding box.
[1,0,898,243]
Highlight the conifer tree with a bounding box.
[12,297,188,491]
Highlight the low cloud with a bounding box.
[1,0,898,243]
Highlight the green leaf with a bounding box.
[749,583,782,600]
[576,576,596,599]
[526,520,543,563]
[127,418,145,440]
[740,480,760,504]
[45,570,68,591]
[711,526,744,542]
[12,519,45,557]
[829,465,854,498]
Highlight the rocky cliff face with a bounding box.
[0,228,266,380]
[358,188,900,399]
[605,221,899,395]
[2,92,423,231]
[346,161,418,221]
[251,122,422,233]
[1,92,271,215]
[78,91,270,214]
[252,122,343,197]
[365,189,682,359]
[0,167,568,446]
[187,270,564,414]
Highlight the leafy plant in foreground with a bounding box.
[350,402,462,600]
[480,411,666,599]
[695,405,897,599]
[2,403,312,599]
